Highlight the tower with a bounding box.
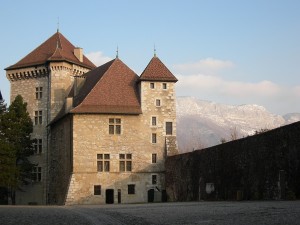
[140,55,178,157]
[5,31,95,204]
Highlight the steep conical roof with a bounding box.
[5,31,95,70]
[72,58,141,114]
[0,90,3,101]
[140,56,177,82]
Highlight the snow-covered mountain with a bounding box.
[176,96,300,153]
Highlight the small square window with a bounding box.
[162,83,167,89]
[126,154,132,159]
[119,154,125,159]
[94,185,101,195]
[128,184,135,194]
[155,99,161,107]
[150,83,155,89]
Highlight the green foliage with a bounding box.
[0,95,35,194]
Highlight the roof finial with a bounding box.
[154,44,157,57]
[57,17,60,32]
[116,45,119,59]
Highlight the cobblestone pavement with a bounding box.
[1,201,300,225]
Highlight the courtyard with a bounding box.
[0,201,300,225]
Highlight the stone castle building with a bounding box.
[5,31,178,205]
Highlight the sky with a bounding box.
[0,0,299,115]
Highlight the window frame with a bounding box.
[35,87,43,100]
[33,139,42,154]
[150,82,155,89]
[151,116,157,126]
[162,83,167,90]
[109,118,122,135]
[152,174,157,185]
[166,122,173,135]
[119,153,132,172]
[32,166,42,182]
[155,99,161,107]
[97,154,110,172]
[34,110,42,125]
[152,153,157,163]
[94,185,101,195]
[128,184,135,194]
[152,133,157,144]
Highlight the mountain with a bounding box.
[176,96,300,153]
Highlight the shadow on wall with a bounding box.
[166,121,300,201]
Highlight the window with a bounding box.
[94,185,101,195]
[32,166,42,182]
[119,154,132,172]
[128,184,135,194]
[166,122,173,135]
[152,154,157,163]
[151,116,157,126]
[152,175,157,185]
[150,83,155,89]
[162,83,167,89]
[33,139,42,154]
[109,118,121,135]
[34,111,42,125]
[152,133,157,144]
[35,87,43,99]
[97,154,110,172]
[155,99,161,107]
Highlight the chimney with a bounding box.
[74,47,83,62]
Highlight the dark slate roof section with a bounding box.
[139,56,178,82]
[0,90,3,101]
[5,31,96,70]
[72,58,142,114]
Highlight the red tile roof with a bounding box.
[5,31,95,70]
[72,58,142,114]
[140,56,178,82]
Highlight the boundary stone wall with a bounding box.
[166,121,300,201]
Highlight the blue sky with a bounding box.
[0,0,299,115]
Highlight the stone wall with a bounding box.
[64,113,167,204]
[50,80,178,205]
[7,66,49,205]
[166,121,300,201]
[48,115,73,205]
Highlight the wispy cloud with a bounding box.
[86,51,112,66]
[173,58,234,74]
[174,57,300,114]
[176,74,281,98]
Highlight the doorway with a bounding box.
[106,189,114,204]
[148,189,154,202]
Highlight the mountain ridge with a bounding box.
[176,96,300,153]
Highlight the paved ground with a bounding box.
[0,201,300,225]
